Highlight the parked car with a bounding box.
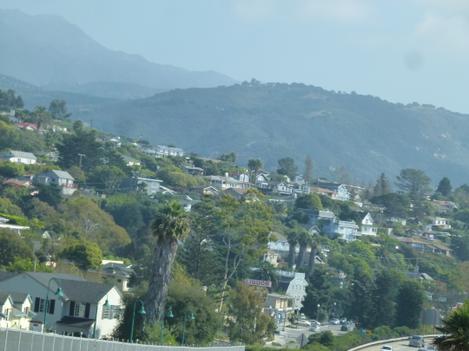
[298,320,311,327]
[330,318,340,325]
[409,335,425,348]
[381,345,393,351]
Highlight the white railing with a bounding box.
[0,328,245,351]
[348,335,440,351]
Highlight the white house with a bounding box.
[275,182,294,196]
[312,181,351,201]
[324,220,359,242]
[0,150,37,165]
[0,292,33,330]
[137,177,163,196]
[0,272,124,338]
[34,170,76,195]
[432,217,451,230]
[207,174,250,190]
[255,173,270,190]
[156,145,184,157]
[285,273,308,311]
[360,213,378,236]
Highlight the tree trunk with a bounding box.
[287,242,296,269]
[296,243,307,268]
[307,243,317,274]
[144,237,178,324]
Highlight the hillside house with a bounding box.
[0,216,30,235]
[432,217,451,230]
[255,173,270,190]
[156,145,184,157]
[396,236,451,256]
[136,177,162,196]
[0,272,124,338]
[275,182,294,196]
[207,174,250,190]
[286,273,308,311]
[324,220,359,242]
[34,170,76,195]
[265,293,293,330]
[184,165,204,176]
[202,186,219,196]
[432,200,458,214]
[0,150,37,165]
[360,213,378,236]
[312,181,351,201]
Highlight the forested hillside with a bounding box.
[77,81,469,184]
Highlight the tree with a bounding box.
[373,173,391,197]
[248,159,262,174]
[88,165,127,193]
[370,270,400,327]
[436,177,452,197]
[0,89,23,111]
[0,230,34,267]
[36,184,62,208]
[396,168,432,200]
[307,239,319,274]
[277,157,297,179]
[144,202,191,324]
[296,231,311,268]
[346,270,376,328]
[48,99,70,119]
[434,301,469,351]
[60,241,103,270]
[219,152,236,163]
[287,230,298,269]
[451,234,469,261]
[304,155,313,185]
[371,193,410,218]
[395,281,424,328]
[295,194,323,211]
[227,283,276,344]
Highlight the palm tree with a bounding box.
[307,239,318,274]
[434,301,469,351]
[296,231,310,268]
[144,202,190,324]
[287,231,298,269]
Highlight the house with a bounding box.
[323,220,359,242]
[202,186,220,196]
[3,175,33,188]
[432,217,451,230]
[0,272,124,338]
[156,145,184,157]
[0,216,30,235]
[255,173,270,190]
[122,156,141,167]
[0,292,34,330]
[0,150,37,165]
[360,213,378,236]
[265,293,293,330]
[34,170,76,195]
[184,165,204,176]
[432,200,458,214]
[312,180,351,201]
[224,187,248,200]
[101,261,133,293]
[207,174,250,190]
[396,236,451,256]
[16,122,38,131]
[136,177,162,195]
[263,250,281,267]
[275,182,294,196]
[285,273,308,311]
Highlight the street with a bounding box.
[268,324,346,347]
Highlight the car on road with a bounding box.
[409,335,425,347]
[380,345,393,351]
[330,318,340,325]
[298,320,311,327]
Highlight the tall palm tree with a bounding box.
[296,232,310,268]
[434,301,469,351]
[144,201,190,324]
[307,239,318,274]
[287,231,298,269]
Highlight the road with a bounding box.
[268,324,346,347]
[354,337,436,351]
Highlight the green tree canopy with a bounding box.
[434,301,469,351]
[396,168,432,200]
[277,157,298,179]
[48,99,70,119]
[436,177,452,197]
[60,240,103,270]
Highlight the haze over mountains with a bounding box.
[2,9,469,184]
[0,9,235,99]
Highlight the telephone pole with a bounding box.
[78,153,86,168]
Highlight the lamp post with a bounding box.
[160,305,174,344]
[93,298,110,338]
[129,300,146,343]
[42,278,64,332]
[316,304,321,322]
[181,312,195,345]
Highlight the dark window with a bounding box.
[84,303,90,318]
[69,301,75,316]
[34,297,40,312]
[48,299,55,314]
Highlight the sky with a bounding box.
[1,0,469,112]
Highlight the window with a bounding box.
[48,299,55,314]
[74,303,80,317]
[84,303,90,319]
[34,297,46,313]
[102,304,111,319]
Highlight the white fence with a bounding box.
[0,328,245,351]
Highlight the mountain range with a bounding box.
[0,9,235,99]
[2,9,469,184]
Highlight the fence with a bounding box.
[0,328,245,351]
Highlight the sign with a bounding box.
[243,279,272,288]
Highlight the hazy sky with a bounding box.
[1,0,469,112]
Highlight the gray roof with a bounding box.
[1,150,37,160]
[0,292,11,304]
[9,292,30,304]
[0,272,16,282]
[26,272,85,287]
[50,170,74,180]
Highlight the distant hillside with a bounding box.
[0,74,113,113]
[0,9,235,99]
[76,81,469,184]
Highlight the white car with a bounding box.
[381,345,393,351]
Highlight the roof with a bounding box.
[1,150,37,160]
[50,170,74,180]
[57,316,94,327]
[9,291,30,304]
[0,292,12,304]
[0,272,16,282]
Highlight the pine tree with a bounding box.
[304,155,313,184]
[373,173,391,197]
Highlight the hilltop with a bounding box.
[76,81,469,184]
[0,9,235,99]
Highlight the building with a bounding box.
[156,145,184,157]
[255,173,270,190]
[0,272,124,338]
[275,182,294,196]
[207,174,250,191]
[285,273,308,311]
[324,220,359,242]
[432,217,451,230]
[360,213,378,236]
[136,177,163,196]
[0,292,33,329]
[396,236,451,256]
[34,170,76,195]
[0,216,30,235]
[312,181,351,201]
[0,150,37,165]
[265,293,293,330]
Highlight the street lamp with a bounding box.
[43,278,64,331]
[129,300,146,343]
[181,312,195,345]
[316,304,321,322]
[93,298,110,338]
[160,305,174,344]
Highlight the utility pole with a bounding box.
[78,153,86,169]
